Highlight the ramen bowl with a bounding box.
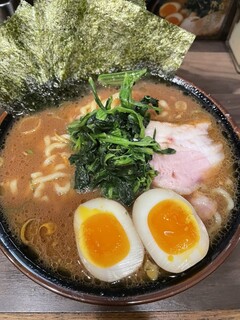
[0,73,239,305]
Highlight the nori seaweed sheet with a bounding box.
[0,0,195,116]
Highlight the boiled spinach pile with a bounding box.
[68,70,175,206]
[185,0,223,17]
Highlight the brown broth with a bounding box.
[0,80,236,285]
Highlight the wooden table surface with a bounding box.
[0,41,240,319]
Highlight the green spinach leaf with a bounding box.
[68,70,175,206]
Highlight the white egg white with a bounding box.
[132,188,210,273]
[74,198,144,282]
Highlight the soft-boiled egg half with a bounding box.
[132,188,209,273]
[74,198,144,282]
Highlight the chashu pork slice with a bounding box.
[145,121,224,195]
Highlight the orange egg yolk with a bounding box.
[148,199,200,255]
[159,3,179,18]
[165,14,182,26]
[80,211,130,268]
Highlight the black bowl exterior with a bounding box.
[0,75,239,305]
[0,0,20,22]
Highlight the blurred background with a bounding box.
[146,0,238,39]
